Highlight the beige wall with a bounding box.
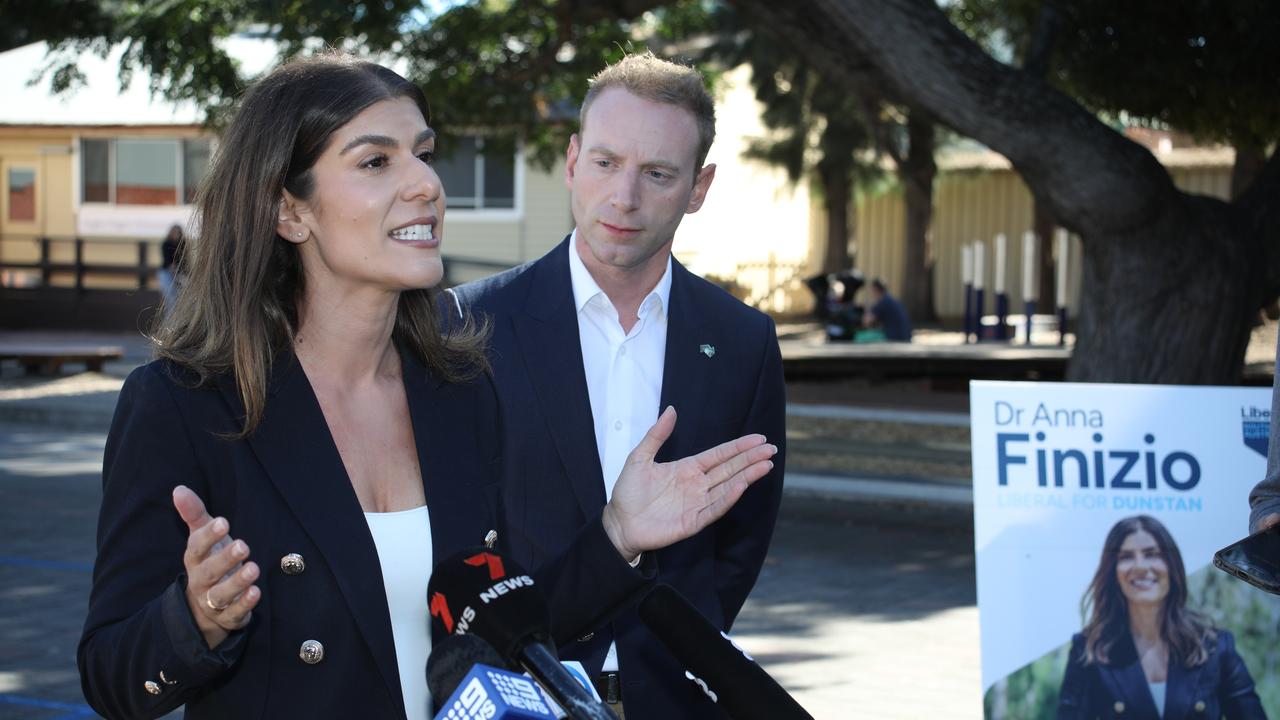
[442,153,573,285]
[1,127,207,289]
[850,160,1234,318]
[673,65,815,314]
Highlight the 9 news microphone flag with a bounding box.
[434,664,558,720]
[428,547,617,720]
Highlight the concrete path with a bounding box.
[0,425,981,720]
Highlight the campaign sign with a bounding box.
[971,381,1280,718]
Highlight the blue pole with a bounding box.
[963,283,973,343]
[995,292,1009,341]
[1058,305,1068,346]
[974,289,986,342]
[1024,299,1036,345]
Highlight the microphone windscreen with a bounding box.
[428,546,552,662]
[433,663,560,719]
[638,584,814,720]
[427,633,512,714]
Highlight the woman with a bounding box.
[78,53,775,720]
[1057,515,1265,719]
[157,223,184,307]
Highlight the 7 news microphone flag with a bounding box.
[428,547,617,720]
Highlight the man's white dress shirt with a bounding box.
[568,230,671,673]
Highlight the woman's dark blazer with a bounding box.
[1057,630,1266,720]
[78,351,651,720]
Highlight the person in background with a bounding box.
[77,52,776,720]
[1249,332,1280,534]
[157,224,185,308]
[454,52,786,718]
[1057,515,1264,720]
[863,277,912,341]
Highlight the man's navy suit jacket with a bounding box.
[453,237,786,719]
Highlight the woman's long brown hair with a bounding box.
[154,52,486,435]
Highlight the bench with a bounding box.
[0,345,125,375]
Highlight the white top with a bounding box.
[1149,680,1166,717]
[365,506,434,720]
[568,230,671,673]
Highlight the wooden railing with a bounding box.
[0,237,153,291]
[0,237,514,291]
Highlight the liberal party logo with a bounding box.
[1242,405,1270,457]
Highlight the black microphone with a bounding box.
[637,583,814,720]
[428,547,617,720]
[427,633,512,714]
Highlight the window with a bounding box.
[433,136,516,210]
[7,168,35,222]
[116,139,177,204]
[182,139,211,203]
[80,137,212,206]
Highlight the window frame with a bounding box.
[433,134,524,222]
[78,136,213,207]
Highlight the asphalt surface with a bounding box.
[0,328,1023,718]
[0,422,981,719]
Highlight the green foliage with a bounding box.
[952,0,1280,149]
[983,645,1068,719]
[400,0,723,169]
[403,1,630,169]
[0,0,115,52]
[32,0,427,124]
[983,565,1280,719]
[705,4,878,192]
[30,0,715,165]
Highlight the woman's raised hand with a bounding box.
[601,406,777,561]
[173,485,261,649]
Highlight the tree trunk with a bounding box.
[1232,144,1267,201]
[1072,195,1262,382]
[729,0,1280,384]
[900,109,937,322]
[820,164,852,274]
[1033,199,1056,311]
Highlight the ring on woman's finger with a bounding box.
[205,591,230,612]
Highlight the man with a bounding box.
[1250,332,1280,534]
[454,53,786,718]
[863,277,913,341]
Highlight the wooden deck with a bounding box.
[0,344,125,375]
[780,339,1071,383]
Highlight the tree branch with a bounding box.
[725,0,893,104]
[731,0,1180,239]
[1237,147,1280,299]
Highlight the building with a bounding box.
[848,132,1235,320]
[0,42,816,328]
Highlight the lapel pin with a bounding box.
[699,344,716,358]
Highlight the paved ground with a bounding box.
[0,425,108,720]
[0,423,980,719]
[2,324,1273,718]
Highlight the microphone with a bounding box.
[637,584,814,720]
[428,547,618,720]
[433,662,559,719]
[428,633,514,714]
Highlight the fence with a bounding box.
[0,237,515,292]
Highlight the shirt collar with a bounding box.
[567,228,673,317]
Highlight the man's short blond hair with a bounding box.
[581,51,716,169]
